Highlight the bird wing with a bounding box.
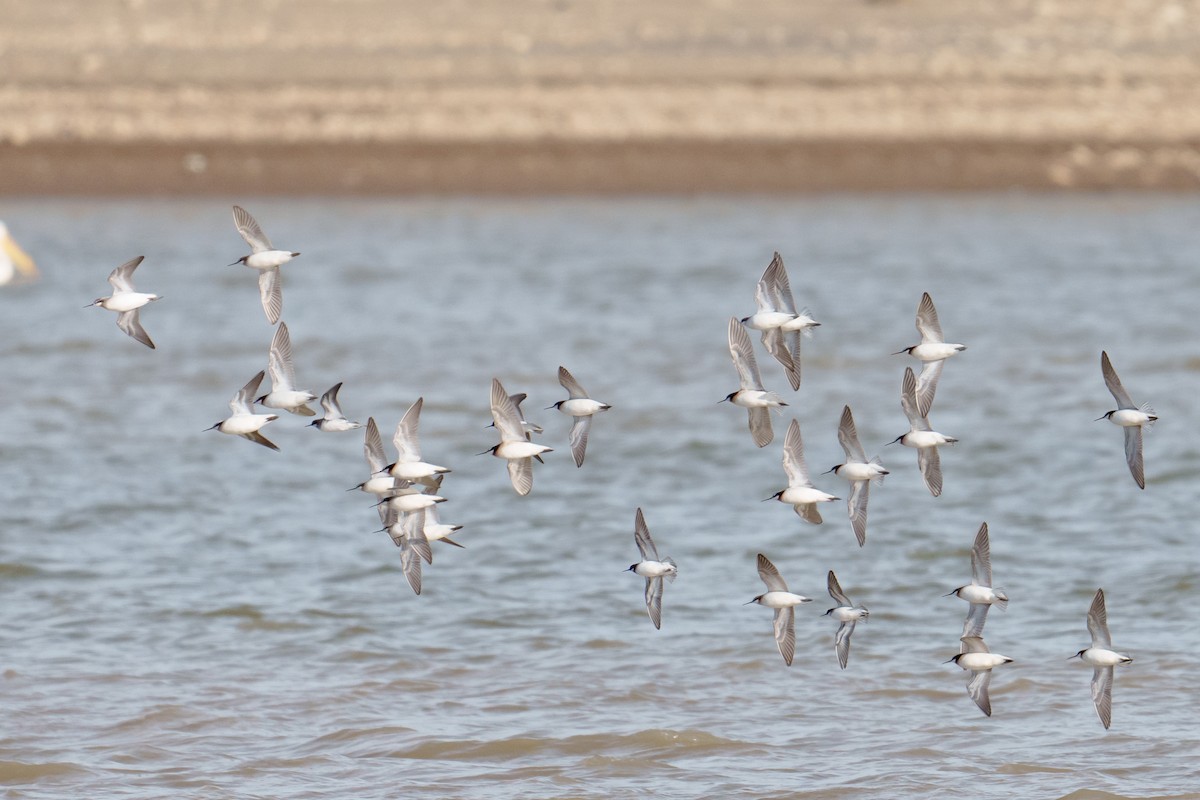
[1124,426,1145,490]
[320,382,344,418]
[847,480,869,547]
[399,538,423,595]
[233,205,273,252]
[240,430,279,451]
[971,522,992,587]
[795,503,823,525]
[962,603,990,640]
[827,570,853,608]
[393,397,424,463]
[1092,666,1114,730]
[1101,351,1135,409]
[917,445,943,497]
[231,370,266,415]
[634,507,659,561]
[915,292,944,344]
[774,606,796,666]
[756,553,788,593]
[837,405,867,462]
[767,251,798,315]
[967,669,993,717]
[107,255,144,293]
[747,406,774,448]
[915,359,944,419]
[507,457,533,496]
[753,252,783,313]
[761,327,798,388]
[258,267,283,325]
[1087,588,1112,648]
[490,379,526,443]
[960,635,990,654]
[557,365,588,399]
[569,416,592,468]
[728,316,764,391]
[363,417,388,473]
[900,367,930,430]
[781,418,812,487]
[835,620,855,670]
[267,321,297,391]
[116,309,155,349]
[644,576,664,630]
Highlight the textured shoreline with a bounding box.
[5,0,1200,193]
[6,138,1200,195]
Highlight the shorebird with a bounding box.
[386,397,451,487]
[485,378,552,495]
[351,417,399,503]
[548,366,611,467]
[891,366,957,497]
[946,636,1013,717]
[205,370,279,451]
[894,292,965,417]
[766,418,838,524]
[740,252,801,390]
[824,570,869,669]
[723,316,787,448]
[627,507,677,630]
[229,205,299,325]
[256,321,317,416]
[309,383,362,432]
[86,255,160,349]
[377,502,431,596]
[826,405,888,547]
[1072,589,1133,730]
[748,553,812,666]
[946,522,1008,639]
[1098,351,1157,490]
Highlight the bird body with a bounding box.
[948,636,1013,717]
[257,322,316,416]
[947,522,1008,639]
[824,571,869,669]
[87,255,160,349]
[894,366,956,496]
[750,554,812,666]
[627,508,677,629]
[1073,588,1133,729]
[310,383,362,432]
[895,292,965,417]
[230,205,299,324]
[207,370,280,450]
[488,378,552,495]
[1099,351,1157,489]
[724,317,786,447]
[550,366,611,467]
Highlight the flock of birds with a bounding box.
[80,212,1149,729]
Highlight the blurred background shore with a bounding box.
[3,0,1200,194]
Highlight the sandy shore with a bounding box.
[4,0,1200,193]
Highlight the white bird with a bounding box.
[419,503,465,549]
[945,522,1008,639]
[740,252,801,390]
[229,205,299,325]
[308,383,362,432]
[826,405,888,547]
[891,366,957,497]
[946,636,1013,717]
[386,397,452,487]
[1098,351,1157,490]
[205,370,279,451]
[893,292,965,418]
[0,221,38,285]
[549,366,611,467]
[766,418,838,524]
[627,507,678,630]
[723,316,787,448]
[824,570,869,669]
[748,553,812,666]
[351,417,400,501]
[1072,588,1133,730]
[485,378,553,495]
[256,322,317,416]
[86,255,160,349]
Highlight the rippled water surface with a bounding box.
[1,195,1198,799]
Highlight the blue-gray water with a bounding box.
[0,195,1197,799]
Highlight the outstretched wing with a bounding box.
[233,205,273,252]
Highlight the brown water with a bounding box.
[0,195,1197,798]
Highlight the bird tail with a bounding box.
[992,590,1009,610]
